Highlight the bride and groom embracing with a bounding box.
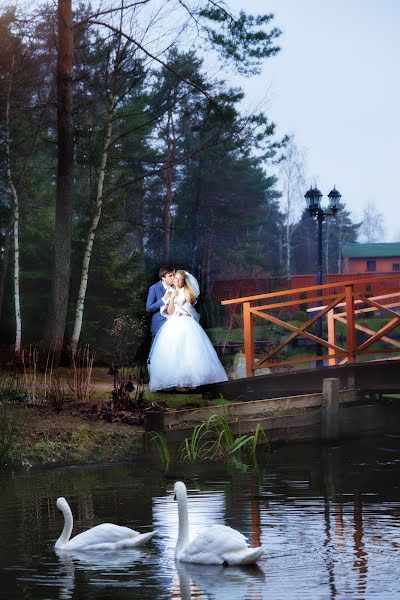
[146,265,228,392]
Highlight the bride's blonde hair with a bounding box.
[176,270,197,304]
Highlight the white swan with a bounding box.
[173,481,264,565]
[55,497,156,551]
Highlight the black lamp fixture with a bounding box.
[304,185,342,357]
[305,186,341,221]
[327,186,341,214]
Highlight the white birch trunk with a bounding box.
[285,217,291,279]
[70,97,116,355]
[5,55,22,355]
[0,216,12,321]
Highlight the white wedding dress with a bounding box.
[148,289,228,391]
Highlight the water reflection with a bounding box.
[172,562,265,600]
[55,547,148,599]
[1,435,400,599]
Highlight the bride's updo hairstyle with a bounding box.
[176,270,198,305]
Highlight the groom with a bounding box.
[146,265,175,337]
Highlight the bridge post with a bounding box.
[322,377,340,440]
[327,309,337,366]
[243,301,254,378]
[345,284,356,363]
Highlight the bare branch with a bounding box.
[87,18,218,107]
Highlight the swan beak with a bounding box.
[173,494,176,501]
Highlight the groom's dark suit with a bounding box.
[146,280,168,336]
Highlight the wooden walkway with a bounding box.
[204,359,400,402]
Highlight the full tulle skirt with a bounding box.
[148,315,228,391]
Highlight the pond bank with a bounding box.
[1,404,144,468]
[3,377,400,469]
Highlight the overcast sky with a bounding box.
[228,0,400,241]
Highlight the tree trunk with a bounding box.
[203,212,214,296]
[163,163,173,261]
[0,217,12,322]
[5,55,21,355]
[285,217,291,279]
[45,0,74,360]
[163,106,176,262]
[70,98,116,355]
[190,173,202,274]
[278,226,283,268]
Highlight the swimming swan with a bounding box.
[55,497,156,551]
[173,481,264,565]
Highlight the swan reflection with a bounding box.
[172,560,266,600]
[55,547,146,599]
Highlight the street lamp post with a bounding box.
[304,186,341,356]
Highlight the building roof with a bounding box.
[342,242,400,258]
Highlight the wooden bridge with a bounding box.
[220,274,400,379]
[162,275,400,446]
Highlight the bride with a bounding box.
[148,270,228,391]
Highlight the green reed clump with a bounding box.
[180,421,215,461]
[180,413,268,463]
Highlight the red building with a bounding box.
[342,243,400,274]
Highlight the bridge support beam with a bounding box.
[322,378,340,440]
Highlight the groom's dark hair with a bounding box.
[159,265,175,278]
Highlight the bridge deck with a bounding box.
[203,359,400,402]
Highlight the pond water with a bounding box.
[1,435,400,599]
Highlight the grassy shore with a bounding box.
[0,404,144,468]
[0,366,210,469]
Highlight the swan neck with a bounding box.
[55,502,73,548]
[176,491,189,555]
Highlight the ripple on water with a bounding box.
[1,436,400,599]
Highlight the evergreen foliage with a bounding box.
[0,2,361,361]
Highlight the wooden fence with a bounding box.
[212,272,399,311]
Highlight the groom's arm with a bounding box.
[146,286,165,313]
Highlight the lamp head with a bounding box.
[327,186,341,215]
[304,186,323,215]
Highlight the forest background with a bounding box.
[0,0,363,365]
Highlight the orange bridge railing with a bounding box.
[221,274,400,378]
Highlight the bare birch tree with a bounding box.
[359,201,385,243]
[278,138,305,278]
[163,103,177,261]
[5,55,21,355]
[70,8,130,355]
[70,95,117,355]
[0,216,12,323]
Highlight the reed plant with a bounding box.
[150,432,171,469]
[180,421,215,461]
[20,346,41,403]
[68,345,95,403]
[19,346,56,404]
[47,373,68,412]
[180,413,268,463]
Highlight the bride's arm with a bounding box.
[167,291,179,315]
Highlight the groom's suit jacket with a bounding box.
[146,280,168,336]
